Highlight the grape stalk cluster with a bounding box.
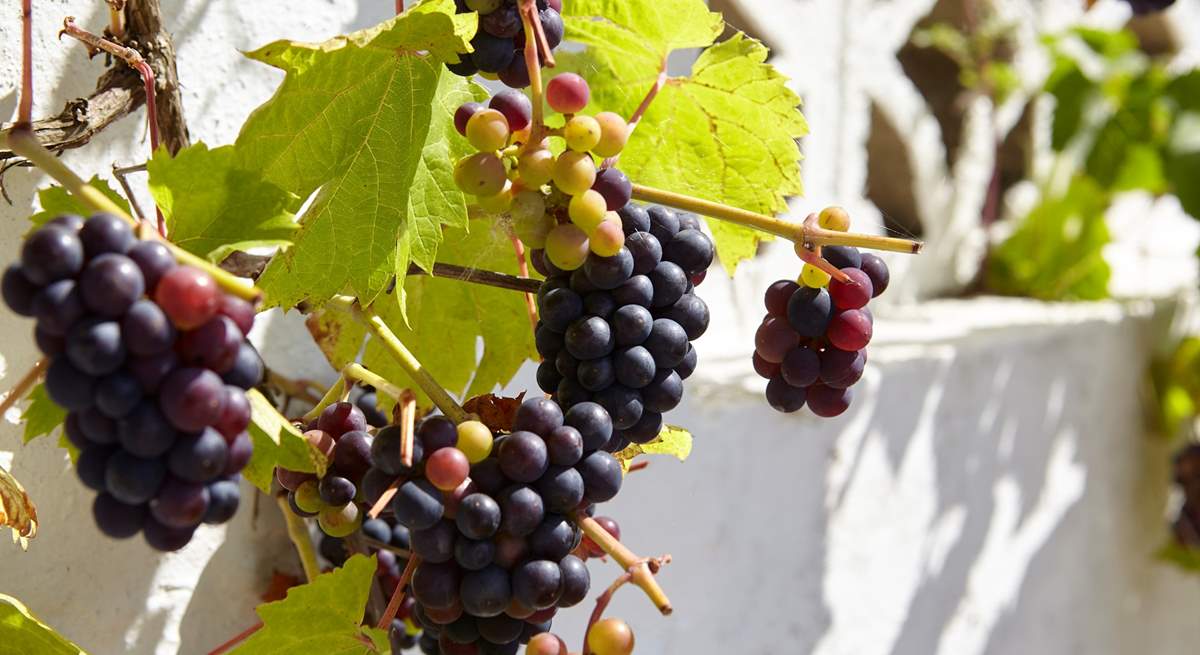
[448,0,564,88]
[753,207,890,418]
[1172,443,1200,549]
[2,214,262,551]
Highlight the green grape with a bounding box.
[564,115,602,153]
[467,108,511,152]
[518,148,556,187]
[515,212,554,249]
[801,263,830,288]
[545,223,590,271]
[593,111,630,158]
[454,153,507,197]
[294,479,326,514]
[457,420,494,464]
[553,151,597,196]
[819,206,850,232]
[511,189,547,223]
[478,182,514,212]
[569,189,608,233]
[589,214,626,257]
[317,502,362,538]
[587,618,635,655]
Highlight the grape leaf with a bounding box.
[0,465,37,547]
[615,424,692,472]
[361,222,538,409]
[236,0,482,309]
[28,177,130,229]
[20,384,64,445]
[146,143,298,262]
[245,389,329,493]
[232,555,387,654]
[306,312,366,373]
[562,0,807,274]
[0,595,86,654]
[1156,541,1200,573]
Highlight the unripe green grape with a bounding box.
[467,108,511,152]
[457,420,494,464]
[318,502,362,538]
[553,151,597,196]
[511,189,547,223]
[569,189,608,233]
[545,223,590,271]
[514,212,554,249]
[800,263,830,288]
[454,153,507,197]
[587,618,635,655]
[293,479,326,514]
[518,148,556,187]
[564,115,602,153]
[593,111,630,158]
[467,0,503,14]
[819,206,850,232]
[477,181,514,212]
[589,214,626,257]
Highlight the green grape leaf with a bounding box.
[562,0,807,274]
[232,555,387,654]
[1156,541,1200,573]
[361,222,538,410]
[986,176,1111,301]
[1113,143,1166,193]
[146,143,298,262]
[244,389,328,493]
[615,424,692,472]
[0,466,38,547]
[236,0,482,309]
[1165,151,1200,220]
[20,384,64,445]
[0,595,86,654]
[1045,56,1093,151]
[28,177,130,229]
[306,312,366,373]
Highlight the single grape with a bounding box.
[518,148,555,186]
[498,431,550,483]
[676,343,698,379]
[412,519,458,563]
[588,618,635,655]
[564,115,602,152]
[456,492,502,540]
[643,318,688,368]
[512,397,563,435]
[583,248,634,291]
[787,286,834,338]
[203,478,240,524]
[664,229,714,275]
[150,477,210,529]
[467,108,511,152]
[460,565,510,618]
[318,502,363,538]
[568,190,608,233]
[118,401,178,458]
[498,484,545,537]
[539,6,565,49]
[647,206,680,244]
[827,309,873,351]
[66,318,126,376]
[801,263,831,288]
[661,293,709,340]
[512,560,563,610]
[224,433,253,476]
[393,479,445,530]
[159,367,225,432]
[564,401,612,451]
[765,376,806,413]
[456,420,494,464]
[126,241,176,293]
[618,203,650,234]
[76,443,115,491]
[829,268,873,310]
[122,299,176,356]
[592,111,630,158]
[155,266,219,330]
[223,342,265,390]
[539,287,583,332]
[21,226,83,285]
[480,3,521,37]
[544,224,590,271]
[32,279,84,336]
[642,369,683,413]
[552,151,597,196]
[427,447,471,491]
[546,73,589,113]
[577,450,623,502]
[168,427,229,483]
[565,316,615,360]
[613,346,655,389]
[455,152,508,197]
[106,450,167,505]
[818,206,851,231]
[622,407,663,444]
[44,357,96,410]
[79,213,134,257]
[807,383,853,417]
[472,33,517,73]
[754,316,799,364]
[317,401,367,438]
[318,475,356,507]
[782,346,821,387]
[178,315,242,373]
[821,245,861,270]
[859,253,890,297]
[1,265,39,316]
[217,295,256,337]
[648,261,687,308]
[215,386,252,440]
[588,215,625,257]
[418,415,458,452]
[92,493,146,539]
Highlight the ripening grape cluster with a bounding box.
[532,202,712,448]
[1,214,262,551]
[1171,444,1200,549]
[753,208,890,418]
[277,401,377,538]
[346,396,624,655]
[448,0,564,88]
[453,73,634,267]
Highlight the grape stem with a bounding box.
[395,0,404,15]
[111,162,151,224]
[263,369,326,408]
[571,512,673,615]
[629,183,924,255]
[398,388,418,468]
[581,555,671,655]
[507,227,540,336]
[0,358,47,417]
[361,536,412,559]
[205,621,263,655]
[301,376,347,424]
[106,1,127,39]
[276,493,321,583]
[324,296,472,425]
[519,0,548,150]
[376,553,421,630]
[418,262,542,294]
[18,0,32,125]
[602,64,668,169]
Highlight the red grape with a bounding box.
[546,73,590,113]
[828,268,873,310]
[827,309,873,351]
[754,316,799,363]
[155,266,220,330]
[765,280,799,316]
[426,447,471,491]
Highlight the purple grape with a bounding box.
[159,368,225,432]
[782,346,820,387]
[76,444,115,491]
[118,400,179,458]
[150,477,210,528]
[106,450,166,504]
[129,350,178,393]
[44,357,96,410]
[79,213,134,257]
[489,89,532,131]
[498,431,549,483]
[592,168,632,211]
[92,492,146,539]
[765,376,806,413]
[79,254,144,317]
[178,316,242,373]
[126,241,176,293]
[32,279,85,336]
[66,318,126,376]
[168,427,229,482]
[203,477,241,524]
[143,517,195,552]
[21,226,83,285]
[222,342,264,390]
[2,265,39,316]
[122,299,176,356]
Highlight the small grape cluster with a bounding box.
[277,401,377,538]
[453,74,633,266]
[1,213,262,551]
[448,0,564,88]
[753,207,890,418]
[353,396,623,655]
[1171,443,1200,549]
[531,202,712,449]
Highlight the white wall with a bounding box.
[1,1,1198,654]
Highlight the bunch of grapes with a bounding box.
[752,207,890,418]
[1,213,262,551]
[453,74,633,264]
[1171,443,1200,549]
[353,396,623,654]
[448,0,564,88]
[531,202,712,450]
[277,401,377,538]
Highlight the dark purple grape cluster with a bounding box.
[277,401,378,538]
[1172,444,1200,549]
[2,213,262,551]
[753,246,891,418]
[531,203,712,451]
[449,0,564,89]
[1124,0,1176,14]
[352,396,620,655]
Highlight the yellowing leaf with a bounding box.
[306,312,366,373]
[616,424,692,471]
[147,143,298,262]
[245,389,329,493]
[29,177,130,229]
[232,555,387,654]
[0,595,87,654]
[562,0,807,274]
[0,465,38,547]
[238,0,483,309]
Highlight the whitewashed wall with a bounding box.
[1,1,1199,654]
